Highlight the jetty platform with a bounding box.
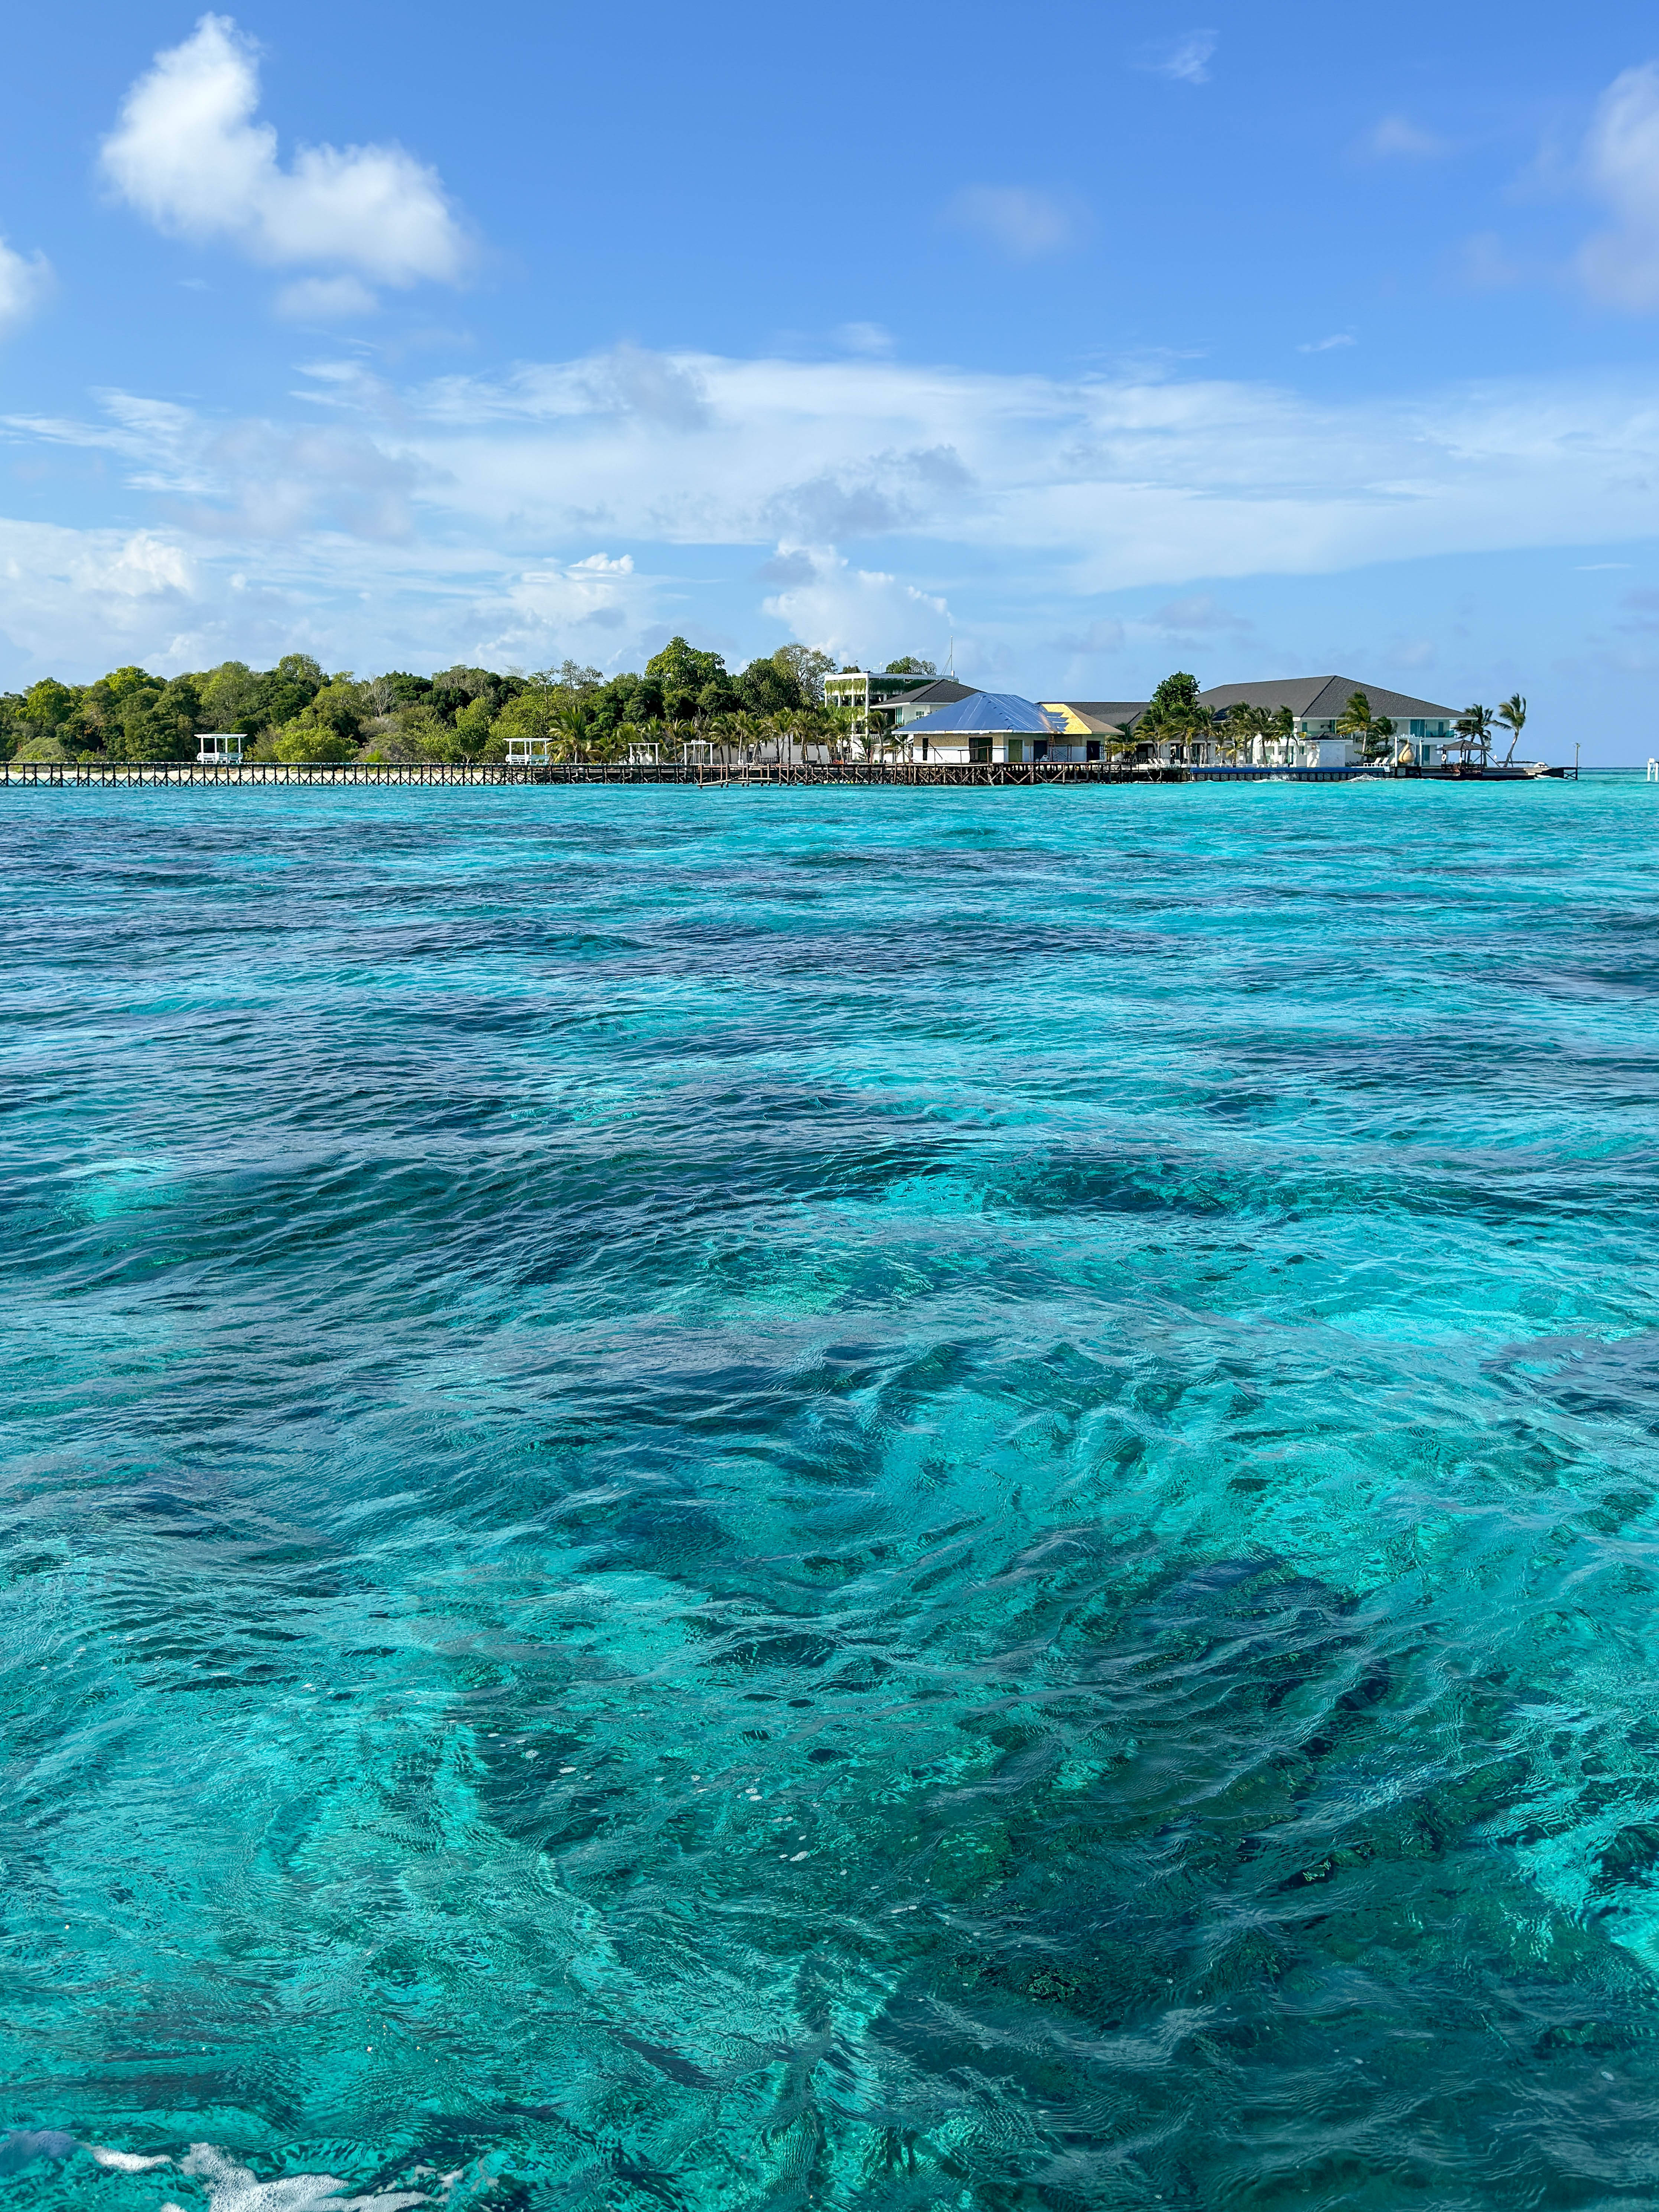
[0,759,1574,789]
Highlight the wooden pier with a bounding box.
[0,758,1572,790]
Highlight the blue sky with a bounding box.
[4,0,1659,757]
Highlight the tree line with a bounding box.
[0,638,887,766]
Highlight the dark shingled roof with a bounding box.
[887,679,978,708]
[1197,676,1457,720]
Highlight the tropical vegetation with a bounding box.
[0,639,869,767]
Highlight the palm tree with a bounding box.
[1455,703,1495,766]
[1336,689,1378,760]
[1496,693,1528,765]
[551,699,591,762]
[818,702,857,761]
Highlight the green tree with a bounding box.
[1148,671,1201,714]
[1496,693,1528,764]
[453,696,495,754]
[737,656,803,716]
[273,720,356,763]
[645,636,731,721]
[201,661,258,731]
[1336,689,1381,759]
[1455,703,1495,764]
[101,674,199,763]
[1221,702,1265,764]
[772,644,834,705]
[304,679,366,743]
[22,677,79,731]
[235,659,324,737]
[884,655,937,677]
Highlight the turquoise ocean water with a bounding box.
[3,778,1658,2210]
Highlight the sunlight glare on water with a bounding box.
[2,778,1658,2209]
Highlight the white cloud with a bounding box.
[0,237,53,337]
[1578,62,1659,308]
[758,544,950,666]
[834,321,894,356]
[99,14,468,304]
[1297,333,1356,353]
[946,186,1081,260]
[16,347,1659,678]
[1363,115,1448,160]
[1137,31,1217,84]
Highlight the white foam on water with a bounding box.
[91,2146,172,2171]
[175,2146,429,2209]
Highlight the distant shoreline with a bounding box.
[0,760,1585,791]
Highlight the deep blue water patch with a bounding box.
[2,779,1659,2209]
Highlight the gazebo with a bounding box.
[196,732,243,764]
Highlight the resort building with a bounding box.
[887,679,979,732]
[825,669,1457,768]
[1041,702,1149,754]
[823,669,976,737]
[901,691,1064,763]
[1195,677,1458,768]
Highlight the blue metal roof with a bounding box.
[902,691,1059,735]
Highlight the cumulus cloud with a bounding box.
[1578,63,1659,308]
[758,544,949,666]
[946,186,1082,259]
[1137,31,1217,84]
[0,237,53,337]
[99,14,468,300]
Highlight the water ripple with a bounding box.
[2,781,1658,2207]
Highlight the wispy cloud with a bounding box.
[1297,333,1356,354]
[100,14,471,312]
[1151,593,1251,634]
[0,235,53,338]
[1456,231,1526,290]
[833,321,894,356]
[1578,62,1659,308]
[1136,31,1217,84]
[13,347,1659,674]
[945,186,1083,259]
[1362,115,1449,160]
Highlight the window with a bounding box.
[969,738,991,763]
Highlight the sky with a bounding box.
[4,1,1659,758]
